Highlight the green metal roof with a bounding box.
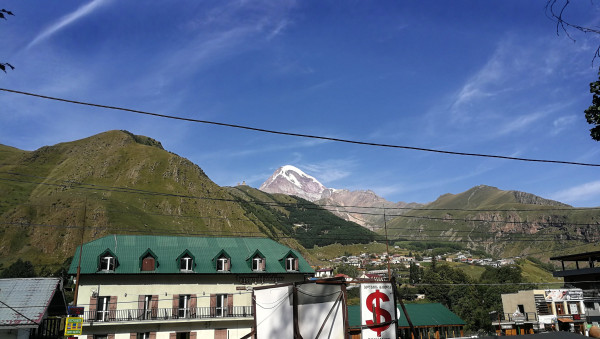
[348,303,466,328]
[68,235,314,275]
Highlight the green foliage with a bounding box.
[585,68,600,140]
[335,264,358,278]
[414,263,534,333]
[526,256,557,272]
[0,259,35,278]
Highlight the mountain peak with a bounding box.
[259,165,326,201]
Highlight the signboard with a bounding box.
[360,282,397,339]
[544,289,583,301]
[68,306,84,316]
[64,317,83,336]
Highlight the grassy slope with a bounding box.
[385,185,600,259]
[0,131,284,270]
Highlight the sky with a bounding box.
[1,1,600,207]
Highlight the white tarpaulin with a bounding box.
[254,283,346,339]
[360,282,397,339]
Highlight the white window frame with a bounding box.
[178,295,190,318]
[216,294,227,317]
[180,255,193,271]
[252,256,263,271]
[100,255,115,271]
[286,257,296,271]
[217,256,229,272]
[96,296,110,321]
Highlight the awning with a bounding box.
[557,318,573,323]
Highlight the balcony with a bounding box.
[495,312,538,324]
[83,306,253,324]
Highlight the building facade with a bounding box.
[68,235,314,339]
[493,289,586,335]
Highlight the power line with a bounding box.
[1,172,598,227]
[1,87,599,167]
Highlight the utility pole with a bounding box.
[383,207,391,279]
[73,197,87,306]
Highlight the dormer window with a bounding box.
[98,249,118,272]
[139,249,158,272]
[141,254,156,271]
[252,255,265,272]
[100,255,115,271]
[180,254,193,271]
[286,255,298,271]
[216,255,230,272]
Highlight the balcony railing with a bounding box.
[496,312,538,323]
[83,306,253,323]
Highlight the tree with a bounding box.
[335,264,358,278]
[1,8,15,74]
[585,69,600,140]
[545,0,600,60]
[0,259,36,278]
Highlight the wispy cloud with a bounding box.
[27,0,111,49]
[551,181,600,206]
[495,112,545,136]
[301,159,356,184]
[551,115,578,135]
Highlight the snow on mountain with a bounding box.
[259,165,327,201]
[259,165,421,229]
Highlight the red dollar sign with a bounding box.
[365,289,392,337]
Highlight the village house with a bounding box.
[68,235,314,339]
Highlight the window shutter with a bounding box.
[261,257,266,271]
[169,333,176,339]
[227,294,233,316]
[294,258,299,271]
[138,295,145,315]
[89,296,97,319]
[172,294,179,317]
[226,257,231,271]
[142,257,155,271]
[210,294,216,317]
[151,295,159,318]
[130,333,136,339]
[109,296,118,320]
[189,294,197,318]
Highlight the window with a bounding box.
[142,254,156,271]
[96,296,110,321]
[216,294,228,317]
[286,256,297,271]
[517,304,525,314]
[216,255,229,272]
[137,333,150,339]
[569,302,580,315]
[94,335,108,339]
[142,295,152,319]
[176,333,190,339]
[178,295,190,318]
[100,255,115,271]
[556,303,565,315]
[252,256,264,271]
[180,254,193,271]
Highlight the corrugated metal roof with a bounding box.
[0,278,60,328]
[348,303,466,328]
[68,235,314,275]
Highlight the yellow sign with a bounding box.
[64,317,83,335]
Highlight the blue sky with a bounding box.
[1,1,600,207]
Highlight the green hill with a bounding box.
[386,185,600,259]
[0,130,374,272]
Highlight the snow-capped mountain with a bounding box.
[259,165,421,230]
[259,165,329,201]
